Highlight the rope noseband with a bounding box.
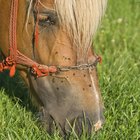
[0,0,101,78]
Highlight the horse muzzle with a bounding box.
[63,108,105,136]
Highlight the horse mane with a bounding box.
[55,0,107,58]
[26,0,107,58]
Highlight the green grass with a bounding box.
[0,0,140,139]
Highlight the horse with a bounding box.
[0,0,107,136]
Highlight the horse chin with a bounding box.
[29,75,105,136]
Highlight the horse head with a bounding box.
[0,0,107,136]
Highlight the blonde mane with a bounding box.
[55,0,107,58]
[26,0,107,59]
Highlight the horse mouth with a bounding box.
[38,108,104,136]
[64,116,104,136]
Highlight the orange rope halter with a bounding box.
[0,0,57,78]
[0,0,101,78]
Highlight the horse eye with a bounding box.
[38,14,56,27]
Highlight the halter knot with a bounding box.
[0,56,16,77]
[30,65,57,78]
[97,56,102,64]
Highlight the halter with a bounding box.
[0,0,101,78]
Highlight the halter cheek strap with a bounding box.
[0,0,101,78]
[0,0,19,77]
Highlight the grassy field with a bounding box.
[0,0,140,139]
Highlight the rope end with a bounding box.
[9,64,16,77]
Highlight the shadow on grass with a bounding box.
[0,70,37,113]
